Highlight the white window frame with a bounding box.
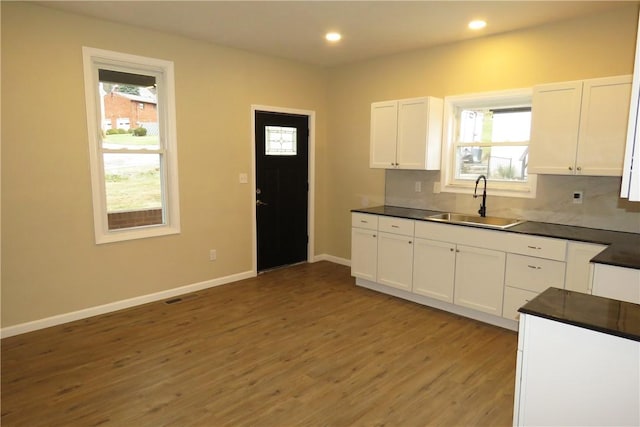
[82,47,180,244]
[440,88,537,198]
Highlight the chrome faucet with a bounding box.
[474,175,487,217]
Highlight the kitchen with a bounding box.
[2,1,640,426]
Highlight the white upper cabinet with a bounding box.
[529,75,631,176]
[370,97,443,170]
[622,12,640,201]
[529,81,582,175]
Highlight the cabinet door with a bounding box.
[529,81,583,175]
[577,76,632,176]
[396,97,442,170]
[412,238,455,303]
[592,264,640,304]
[370,101,398,168]
[454,245,506,316]
[377,231,413,291]
[351,227,378,281]
[565,242,606,294]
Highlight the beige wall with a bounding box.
[325,4,639,259]
[2,2,639,328]
[1,3,328,326]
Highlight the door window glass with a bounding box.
[265,126,297,155]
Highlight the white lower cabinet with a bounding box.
[377,231,414,291]
[412,238,455,303]
[454,245,506,316]
[592,263,640,304]
[502,234,568,321]
[565,242,607,294]
[350,214,378,282]
[503,253,566,320]
[350,212,637,331]
[503,287,538,321]
[514,314,640,426]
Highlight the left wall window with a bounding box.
[83,47,180,244]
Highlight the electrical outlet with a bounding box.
[414,181,422,192]
[433,181,441,194]
[572,191,583,204]
[209,249,217,261]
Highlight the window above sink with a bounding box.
[440,88,538,199]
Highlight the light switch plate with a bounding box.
[239,173,248,184]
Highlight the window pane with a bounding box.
[458,108,531,143]
[103,152,162,216]
[265,126,297,155]
[99,74,160,150]
[456,146,529,182]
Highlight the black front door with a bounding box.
[255,111,309,271]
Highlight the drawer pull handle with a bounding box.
[527,265,541,270]
[527,245,541,250]
[360,220,368,223]
[391,225,399,228]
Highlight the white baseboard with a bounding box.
[1,270,255,339]
[313,253,351,267]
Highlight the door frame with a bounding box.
[250,105,315,274]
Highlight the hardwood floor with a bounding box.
[1,261,518,426]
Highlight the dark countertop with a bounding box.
[519,287,640,342]
[352,205,640,270]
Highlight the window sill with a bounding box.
[95,223,180,245]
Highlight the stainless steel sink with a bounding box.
[425,212,526,229]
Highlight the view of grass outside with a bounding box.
[103,133,162,212]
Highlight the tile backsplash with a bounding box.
[385,170,640,233]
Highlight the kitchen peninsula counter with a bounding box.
[352,205,640,270]
[513,288,640,426]
[519,287,640,341]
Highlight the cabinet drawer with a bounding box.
[505,254,566,293]
[503,286,538,321]
[378,216,414,236]
[352,213,378,231]
[506,234,567,261]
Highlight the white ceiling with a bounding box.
[39,1,634,67]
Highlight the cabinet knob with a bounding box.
[450,248,454,252]
[408,241,412,244]
[568,166,573,171]
[577,166,582,171]
[373,234,377,238]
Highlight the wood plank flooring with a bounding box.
[1,261,518,426]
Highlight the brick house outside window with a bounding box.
[103,90,158,135]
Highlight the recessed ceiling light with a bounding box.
[468,20,487,30]
[325,32,342,42]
